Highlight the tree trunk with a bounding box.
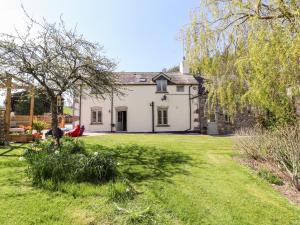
[50,96,60,147]
[293,174,300,191]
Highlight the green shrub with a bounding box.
[76,151,117,183]
[258,169,284,185]
[24,138,117,187]
[60,136,87,155]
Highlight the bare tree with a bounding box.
[271,124,300,190]
[0,12,118,146]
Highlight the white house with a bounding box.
[75,62,201,133]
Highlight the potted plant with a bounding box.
[32,120,47,139]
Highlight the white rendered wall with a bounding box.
[79,84,199,132]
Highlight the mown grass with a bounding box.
[0,134,300,225]
[63,106,73,115]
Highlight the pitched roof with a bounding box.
[115,72,199,85]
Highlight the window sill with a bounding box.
[156,124,170,127]
[156,91,168,94]
[90,123,103,125]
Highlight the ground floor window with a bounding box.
[91,107,102,124]
[224,113,231,123]
[157,107,168,125]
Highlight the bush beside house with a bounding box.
[235,124,300,190]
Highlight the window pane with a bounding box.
[118,112,122,122]
[91,111,97,123]
[156,80,167,92]
[163,110,168,124]
[162,80,167,91]
[158,110,162,125]
[97,111,102,123]
[224,113,231,123]
[156,81,161,92]
[177,85,184,92]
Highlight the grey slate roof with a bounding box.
[115,72,199,85]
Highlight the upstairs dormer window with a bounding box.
[156,79,167,92]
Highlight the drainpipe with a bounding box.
[111,90,114,132]
[188,85,192,130]
[72,92,75,128]
[79,84,82,126]
[150,101,155,133]
[198,94,202,133]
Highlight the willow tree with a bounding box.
[185,0,300,126]
[0,14,118,145]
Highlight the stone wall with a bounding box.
[196,95,208,133]
[195,95,256,135]
[216,111,234,135]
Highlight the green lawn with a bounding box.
[0,134,300,225]
[64,106,73,115]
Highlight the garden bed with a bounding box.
[7,134,33,143]
[236,156,300,207]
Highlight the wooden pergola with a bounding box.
[0,76,35,135]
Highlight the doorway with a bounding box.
[116,111,127,132]
[207,112,219,135]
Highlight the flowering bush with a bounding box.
[24,137,117,187]
[32,132,42,139]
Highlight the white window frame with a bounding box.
[176,85,185,92]
[157,107,168,126]
[91,107,102,124]
[156,79,168,92]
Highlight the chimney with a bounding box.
[180,57,190,74]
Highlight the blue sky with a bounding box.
[0,0,199,106]
[0,0,199,72]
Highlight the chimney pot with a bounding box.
[180,58,190,74]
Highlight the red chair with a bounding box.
[64,125,81,137]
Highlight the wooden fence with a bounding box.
[13,115,76,128]
[13,115,51,128]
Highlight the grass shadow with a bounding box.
[90,144,194,183]
[0,144,27,157]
